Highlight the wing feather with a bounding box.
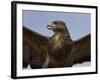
[71,34,91,65]
[23,26,49,46]
[23,26,49,68]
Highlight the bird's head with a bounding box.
[47,20,67,33]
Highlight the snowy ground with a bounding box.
[72,62,91,67]
[25,62,91,69]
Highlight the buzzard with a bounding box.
[23,20,91,69]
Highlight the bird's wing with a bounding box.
[23,26,49,68]
[23,26,49,48]
[71,34,91,65]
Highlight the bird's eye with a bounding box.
[53,22,57,24]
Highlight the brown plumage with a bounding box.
[23,20,91,69]
[23,27,48,68]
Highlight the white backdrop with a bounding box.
[0,0,99,80]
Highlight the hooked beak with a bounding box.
[47,24,53,29]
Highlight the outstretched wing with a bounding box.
[23,26,49,48]
[23,26,49,68]
[71,34,91,65]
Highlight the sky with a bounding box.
[22,10,91,67]
[22,10,91,40]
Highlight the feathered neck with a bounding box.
[50,30,72,49]
[53,29,71,40]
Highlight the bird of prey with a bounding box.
[23,20,91,69]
